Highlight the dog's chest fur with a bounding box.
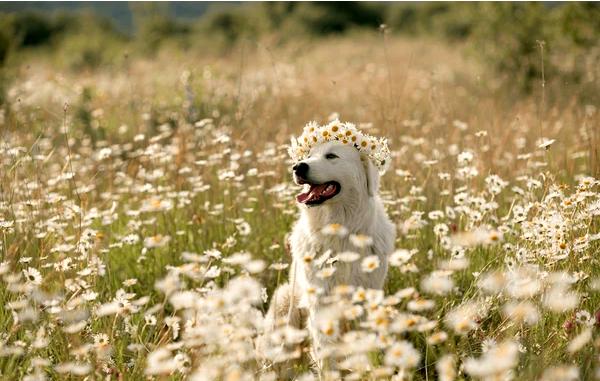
[288,198,395,303]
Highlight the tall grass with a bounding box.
[0,33,599,380]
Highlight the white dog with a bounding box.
[259,134,395,374]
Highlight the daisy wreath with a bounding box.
[288,120,391,174]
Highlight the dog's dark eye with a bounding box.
[325,153,338,160]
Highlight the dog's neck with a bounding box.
[300,191,376,234]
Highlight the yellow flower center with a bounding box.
[323,324,335,336]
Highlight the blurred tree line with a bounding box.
[0,2,599,98]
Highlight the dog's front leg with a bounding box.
[257,275,310,378]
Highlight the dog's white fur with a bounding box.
[260,141,395,373]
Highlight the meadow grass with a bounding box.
[0,34,599,380]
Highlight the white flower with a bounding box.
[225,276,262,305]
[433,223,449,237]
[315,307,340,338]
[141,197,173,213]
[236,221,251,236]
[567,328,592,353]
[538,138,556,150]
[289,120,391,174]
[122,234,140,245]
[350,234,373,248]
[337,251,361,262]
[361,255,380,272]
[505,268,541,299]
[55,362,92,376]
[244,259,266,274]
[436,354,456,381]
[316,267,336,279]
[427,331,448,345]
[389,249,415,266]
[321,223,348,236]
[421,273,454,295]
[502,301,539,326]
[145,314,157,326]
[540,365,579,381]
[144,235,171,248]
[169,291,199,310]
[451,227,502,247]
[407,299,435,312]
[23,267,42,286]
[457,151,474,165]
[445,302,482,335]
[464,340,519,378]
[269,262,289,271]
[477,271,506,294]
[145,348,178,375]
[204,266,221,279]
[384,341,421,369]
[543,285,579,313]
[575,310,593,326]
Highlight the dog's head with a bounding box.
[292,141,379,207]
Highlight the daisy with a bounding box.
[337,251,361,262]
[361,255,380,273]
[436,355,456,381]
[421,273,454,295]
[144,234,171,249]
[321,223,348,237]
[389,249,415,266]
[407,299,435,312]
[540,365,579,381]
[384,341,421,369]
[537,138,556,150]
[350,234,373,248]
[23,267,42,286]
[543,285,579,313]
[426,331,448,345]
[502,301,539,326]
[567,328,592,353]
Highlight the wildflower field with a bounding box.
[1,32,600,381]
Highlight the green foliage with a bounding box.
[471,3,552,92]
[558,2,600,47]
[278,2,384,35]
[195,2,385,46]
[57,24,126,70]
[3,11,56,47]
[196,4,269,46]
[472,3,600,95]
[0,71,7,106]
[0,28,8,104]
[385,2,600,94]
[387,3,476,40]
[132,3,191,53]
[1,3,599,97]
[0,28,8,65]
[0,10,120,49]
[0,10,126,71]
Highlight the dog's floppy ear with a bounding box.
[362,156,379,197]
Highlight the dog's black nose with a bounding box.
[293,162,309,177]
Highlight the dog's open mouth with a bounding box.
[296,181,340,205]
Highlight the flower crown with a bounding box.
[288,120,391,174]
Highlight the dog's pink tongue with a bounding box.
[296,184,329,203]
